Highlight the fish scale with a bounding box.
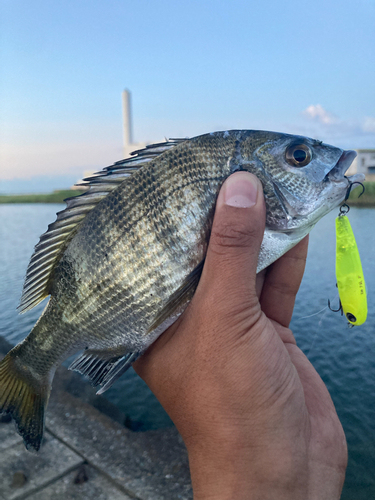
[0,129,362,451]
[47,145,228,352]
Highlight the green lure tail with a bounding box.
[335,215,367,326]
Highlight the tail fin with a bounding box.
[0,350,50,451]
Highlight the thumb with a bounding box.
[198,171,266,307]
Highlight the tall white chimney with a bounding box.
[122,89,133,152]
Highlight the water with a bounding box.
[0,203,374,497]
[0,204,171,431]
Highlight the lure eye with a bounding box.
[346,312,357,323]
[286,144,312,167]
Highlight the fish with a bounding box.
[0,129,363,451]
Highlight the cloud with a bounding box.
[303,105,375,137]
[363,117,375,133]
[303,104,338,125]
[290,105,375,148]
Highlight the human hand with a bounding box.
[134,172,347,500]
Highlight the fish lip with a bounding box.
[346,172,366,184]
[328,150,357,182]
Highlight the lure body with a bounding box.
[335,215,367,325]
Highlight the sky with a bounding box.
[0,0,374,193]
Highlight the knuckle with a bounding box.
[210,219,260,252]
[208,292,263,336]
[273,322,296,344]
[268,279,298,299]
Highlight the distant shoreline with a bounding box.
[0,190,85,204]
[347,181,375,206]
[0,183,374,206]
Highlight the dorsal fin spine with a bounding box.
[26,256,57,276]
[19,293,48,311]
[29,244,61,261]
[23,257,58,282]
[24,264,57,285]
[30,237,66,254]
[55,211,90,223]
[21,281,49,302]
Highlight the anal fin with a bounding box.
[69,350,139,394]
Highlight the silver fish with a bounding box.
[0,130,362,451]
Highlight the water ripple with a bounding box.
[1,204,374,497]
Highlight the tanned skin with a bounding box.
[135,172,347,500]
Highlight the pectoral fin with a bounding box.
[147,259,204,334]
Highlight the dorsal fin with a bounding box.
[18,138,187,313]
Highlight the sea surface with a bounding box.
[0,203,374,499]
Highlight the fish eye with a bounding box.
[346,312,357,323]
[286,144,312,167]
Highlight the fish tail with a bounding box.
[0,347,51,451]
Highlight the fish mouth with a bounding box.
[272,148,363,233]
[328,150,358,182]
[325,149,365,210]
[346,172,366,184]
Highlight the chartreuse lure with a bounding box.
[335,213,367,326]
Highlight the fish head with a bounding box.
[239,131,363,231]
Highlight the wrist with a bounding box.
[187,440,308,500]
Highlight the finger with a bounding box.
[256,269,267,298]
[285,343,347,463]
[197,172,266,309]
[137,173,266,374]
[259,236,309,327]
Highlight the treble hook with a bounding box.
[328,283,343,314]
[328,297,343,315]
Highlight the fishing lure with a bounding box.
[329,182,367,326]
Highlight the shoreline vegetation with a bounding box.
[347,181,375,206]
[0,189,86,204]
[0,182,374,206]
